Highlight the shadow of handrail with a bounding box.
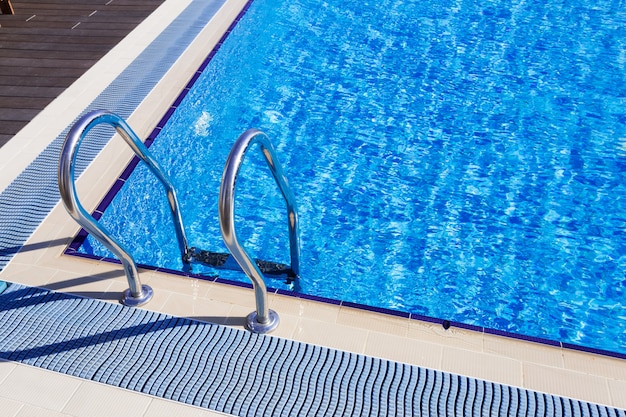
[0,238,71,258]
[0,315,190,363]
[44,270,124,291]
[0,286,246,366]
[0,286,197,362]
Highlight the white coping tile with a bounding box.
[0,396,24,417]
[483,332,564,368]
[523,363,613,407]
[337,305,409,337]
[62,382,152,417]
[16,405,74,417]
[144,398,234,417]
[1,0,626,412]
[364,331,443,369]
[0,363,237,417]
[441,346,523,387]
[562,349,626,380]
[0,364,82,412]
[293,316,369,353]
[608,379,626,409]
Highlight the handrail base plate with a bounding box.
[121,284,154,307]
[246,309,280,334]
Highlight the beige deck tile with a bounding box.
[267,310,300,339]
[608,378,626,408]
[292,317,368,353]
[483,333,564,368]
[19,215,75,254]
[441,346,523,387]
[136,286,173,312]
[267,292,340,324]
[0,360,17,384]
[204,282,256,309]
[160,292,233,324]
[40,269,123,302]
[143,398,234,417]
[23,247,98,277]
[562,349,626,381]
[0,365,81,412]
[4,232,73,270]
[0,396,23,417]
[222,303,255,328]
[337,306,409,337]
[407,319,484,353]
[522,362,612,405]
[364,331,442,369]
[62,382,151,417]
[16,405,73,417]
[143,271,211,299]
[0,264,60,288]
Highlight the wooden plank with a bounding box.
[0,75,76,87]
[0,96,53,108]
[0,134,14,147]
[13,4,160,14]
[0,108,39,122]
[0,33,124,45]
[0,47,105,60]
[0,40,112,52]
[0,16,150,29]
[0,65,85,77]
[0,85,65,98]
[0,57,98,69]
[0,26,134,37]
[0,121,31,136]
[0,0,166,144]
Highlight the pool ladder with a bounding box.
[58,110,300,333]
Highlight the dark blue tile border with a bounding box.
[484,327,562,347]
[341,300,411,318]
[294,291,342,305]
[562,343,626,360]
[214,277,253,289]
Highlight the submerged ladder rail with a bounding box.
[219,128,300,333]
[58,109,191,306]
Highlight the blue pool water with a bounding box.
[79,0,626,353]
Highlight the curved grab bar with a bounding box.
[58,110,190,306]
[219,128,300,333]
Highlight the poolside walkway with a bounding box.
[1,0,625,414]
[0,0,165,147]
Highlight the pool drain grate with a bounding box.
[0,283,623,417]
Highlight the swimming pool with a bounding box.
[75,0,626,354]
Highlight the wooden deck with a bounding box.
[0,0,165,148]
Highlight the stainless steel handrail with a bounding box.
[58,109,191,306]
[219,128,300,333]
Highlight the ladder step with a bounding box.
[189,248,296,280]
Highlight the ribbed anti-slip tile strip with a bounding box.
[0,0,226,269]
[1,284,624,417]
